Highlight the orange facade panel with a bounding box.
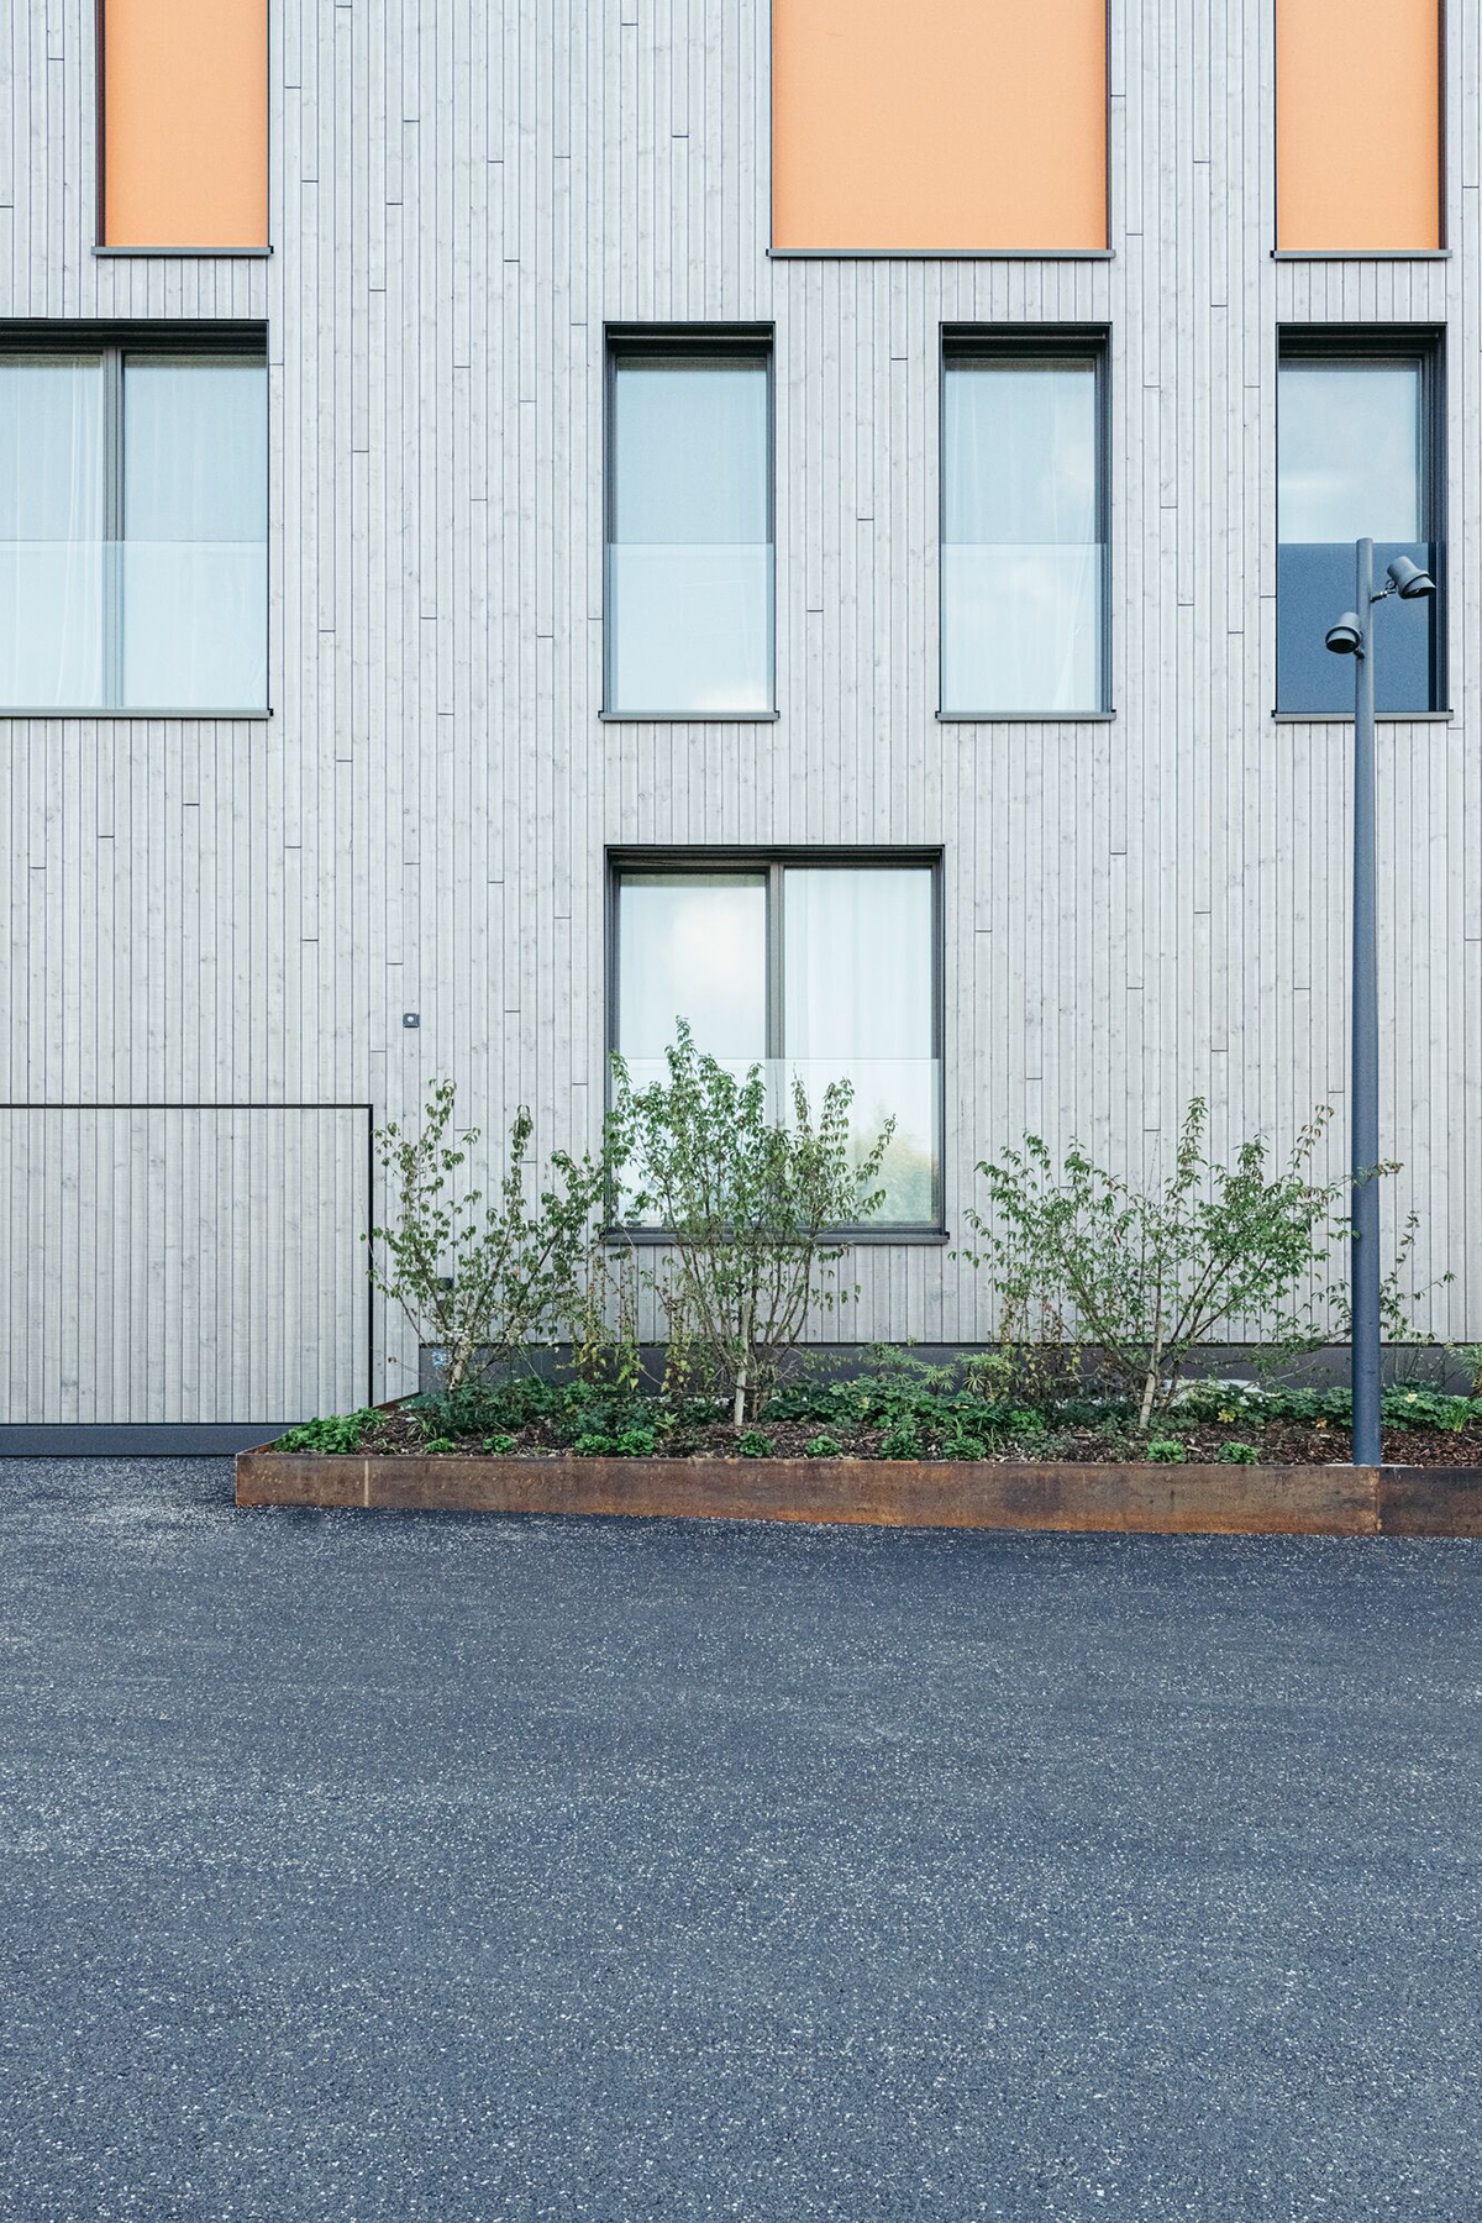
[102,0,267,249]
[771,0,1106,254]
[1277,0,1441,252]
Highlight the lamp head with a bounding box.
[1325,612,1364,656]
[1386,554,1435,599]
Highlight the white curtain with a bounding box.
[122,358,267,709]
[0,360,106,706]
[782,867,937,1223]
[609,361,771,713]
[942,360,1102,714]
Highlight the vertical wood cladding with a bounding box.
[771,0,1108,253]
[0,1,1478,1415]
[102,0,268,248]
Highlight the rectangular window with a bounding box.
[941,340,1107,715]
[0,344,267,711]
[605,336,773,717]
[102,0,268,249]
[1276,0,1440,253]
[772,0,1107,253]
[612,858,941,1229]
[1277,340,1441,714]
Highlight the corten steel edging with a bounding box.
[234,1453,1409,1534]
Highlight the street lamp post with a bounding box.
[1324,541,1434,1467]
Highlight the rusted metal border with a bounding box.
[225,1448,1460,1535]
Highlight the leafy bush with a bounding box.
[879,1420,923,1460]
[737,1430,774,1458]
[942,1430,988,1461]
[1146,1439,1186,1463]
[483,1433,517,1455]
[960,1100,1348,1430]
[277,1409,377,1454]
[1218,1441,1260,1464]
[612,1022,894,1424]
[804,1433,843,1458]
[366,1082,620,1394]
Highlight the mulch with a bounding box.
[347,1410,1482,1467]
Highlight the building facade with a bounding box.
[2,1,1477,1445]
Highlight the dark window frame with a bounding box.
[938,324,1112,719]
[1276,324,1447,714]
[0,322,269,715]
[606,847,947,1239]
[602,324,777,721]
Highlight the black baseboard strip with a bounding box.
[0,1425,291,1457]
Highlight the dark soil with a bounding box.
[336,1409,1482,1467]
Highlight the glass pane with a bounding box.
[1279,363,1422,543]
[0,359,106,705]
[1278,540,1437,714]
[609,358,771,712]
[614,362,768,545]
[122,359,267,707]
[942,359,1103,712]
[783,867,938,1224]
[944,361,1098,545]
[1278,361,1434,712]
[941,544,1103,714]
[608,544,772,714]
[617,873,767,1064]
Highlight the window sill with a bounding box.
[93,246,273,259]
[599,710,780,723]
[0,706,272,720]
[605,1226,950,1247]
[1270,710,1453,723]
[1271,249,1450,262]
[937,709,1115,723]
[769,248,1114,262]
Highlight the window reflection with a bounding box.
[1277,355,1437,714]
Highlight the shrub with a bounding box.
[613,1425,657,1456]
[1218,1441,1260,1464]
[942,1431,988,1461]
[737,1430,774,1458]
[611,1022,893,1425]
[483,1433,517,1455]
[423,1435,458,1453]
[366,1082,621,1395]
[879,1420,923,1460]
[277,1409,376,1454]
[804,1433,843,1458]
[1146,1439,1186,1463]
[959,1099,1348,1430]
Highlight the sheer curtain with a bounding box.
[608,359,772,713]
[942,359,1102,714]
[782,867,937,1223]
[0,360,106,706]
[122,358,267,709]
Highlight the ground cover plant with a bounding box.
[275,1361,1482,1467]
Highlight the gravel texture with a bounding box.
[1,1456,1480,2222]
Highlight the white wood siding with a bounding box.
[1,1,1478,1411]
[0,1107,369,1422]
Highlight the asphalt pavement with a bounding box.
[2,1457,1479,2221]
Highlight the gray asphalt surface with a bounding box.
[1,1458,1479,2223]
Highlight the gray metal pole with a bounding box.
[1351,538,1382,1467]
